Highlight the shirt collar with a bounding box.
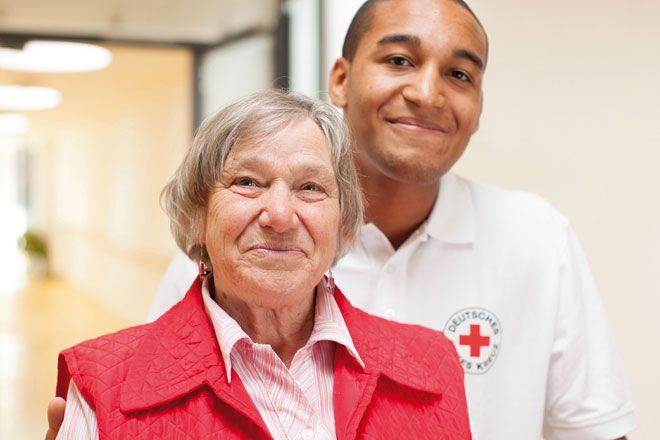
[425,172,475,244]
[308,277,364,369]
[120,278,446,414]
[201,277,365,383]
[357,172,475,248]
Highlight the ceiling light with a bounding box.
[0,85,62,110]
[0,41,112,73]
[0,114,29,133]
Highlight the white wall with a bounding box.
[200,34,275,120]
[321,0,363,94]
[317,1,660,438]
[286,0,322,97]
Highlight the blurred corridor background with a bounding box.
[1,0,658,438]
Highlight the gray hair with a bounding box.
[161,88,363,268]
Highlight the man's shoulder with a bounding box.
[456,174,569,235]
[460,175,561,216]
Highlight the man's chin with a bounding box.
[379,159,449,186]
[357,142,455,186]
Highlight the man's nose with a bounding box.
[402,66,446,109]
[258,183,297,232]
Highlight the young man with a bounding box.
[49,1,634,439]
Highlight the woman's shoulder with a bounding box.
[58,321,155,394]
[56,322,155,403]
[61,281,203,370]
[61,322,153,364]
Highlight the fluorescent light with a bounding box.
[0,114,29,133]
[0,85,62,110]
[0,41,112,73]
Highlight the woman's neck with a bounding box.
[211,280,316,368]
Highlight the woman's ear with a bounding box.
[328,57,350,108]
[194,211,208,256]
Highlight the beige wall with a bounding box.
[322,0,659,438]
[1,44,193,322]
[453,2,659,439]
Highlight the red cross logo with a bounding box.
[459,324,490,357]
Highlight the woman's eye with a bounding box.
[387,56,412,67]
[235,177,257,187]
[302,183,322,192]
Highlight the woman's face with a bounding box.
[204,117,341,309]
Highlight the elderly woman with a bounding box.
[54,90,471,439]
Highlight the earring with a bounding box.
[325,268,335,293]
[199,246,210,281]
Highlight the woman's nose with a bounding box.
[258,184,297,232]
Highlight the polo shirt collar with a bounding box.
[425,172,475,244]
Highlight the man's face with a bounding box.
[330,0,487,185]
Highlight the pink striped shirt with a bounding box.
[57,278,364,440]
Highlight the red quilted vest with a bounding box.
[57,279,471,439]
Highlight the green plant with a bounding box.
[18,230,48,258]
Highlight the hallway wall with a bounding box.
[0,44,194,322]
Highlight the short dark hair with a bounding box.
[341,0,488,62]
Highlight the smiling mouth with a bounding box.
[248,244,304,256]
[386,117,449,135]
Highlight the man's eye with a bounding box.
[451,70,470,82]
[387,56,412,67]
[235,177,257,187]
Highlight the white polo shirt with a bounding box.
[148,172,635,440]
